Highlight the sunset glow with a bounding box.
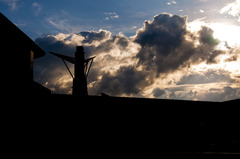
[211,23,240,47]
[1,0,239,101]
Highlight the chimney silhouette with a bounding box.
[73,46,88,96]
[50,46,95,97]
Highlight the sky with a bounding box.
[1,0,240,101]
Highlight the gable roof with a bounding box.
[0,12,45,59]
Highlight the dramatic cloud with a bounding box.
[79,30,111,44]
[35,30,143,96]
[134,14,222,76]
[91,66,152,96]
[34,13,240,101]
[135,14,190,75]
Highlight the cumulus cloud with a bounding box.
[79,30,111,44]
[35,30,143,96]
[34,13,240,101]
[134,14,222,76]
[91,66,152,96]
[134,14,190,75]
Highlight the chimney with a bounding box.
[73,46,88,96]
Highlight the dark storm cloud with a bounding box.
[152,88,166,98]
[191,26,222,64]
[134,13,223,76]
[134,13,191,75]
[135,14,187,49]
[198,26,219,45]
[206,50,223,64]
[79,30,111,44]
[91,66,153,96]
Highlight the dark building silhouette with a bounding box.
[0,12,50,96]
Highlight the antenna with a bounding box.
[50,46,95,96]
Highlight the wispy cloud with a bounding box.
[47,17,76,33]
[46,11,83,33]
[0,0,20,11]
[32,2,42,16]
[104,12,119,20]
[220,0,240,22]
[166,1,176,5]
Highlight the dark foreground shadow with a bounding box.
[11,95,240,158]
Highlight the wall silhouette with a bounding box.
[0,12,50,96]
